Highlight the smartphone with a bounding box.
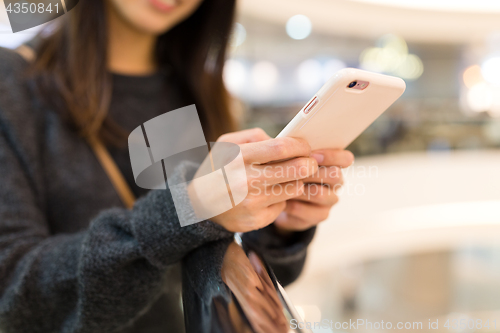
[276,68,406,150]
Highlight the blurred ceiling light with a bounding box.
[378,34,408,55]
[229,23,247,48]
[251,61,279,92]
[223,59,247,95]
[351,0,500,13]
[394,54,424,80]
[360,34,423,80]
[360,47,386,72]
[466,82,493,113]
[463,65,485,89]
[323,59,347,83]
[286,15,312,40]
[481,57,500,86]
[296,59,323,92]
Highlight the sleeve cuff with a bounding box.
[241,224,316,264]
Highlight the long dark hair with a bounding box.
[31,0,237,145]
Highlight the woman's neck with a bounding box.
[106,4,158,76]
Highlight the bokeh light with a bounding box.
[223,59,248,95]
[323,58,347,83]
[251,61,279,92]
[481,57,500,85]
[487,85,500,117]
[296,59,323,92]
[378,34,409,55]
[286,15,312,40]
[360,34,423,80]
[463,65,484,89]
[466,82,493,113]
[230,23,247,48]
[394,54,424,80]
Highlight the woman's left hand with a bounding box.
[274,149,354,232]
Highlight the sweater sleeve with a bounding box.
[0,129,233,333]
[242,224,316,287]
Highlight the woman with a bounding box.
[0,0,353,332]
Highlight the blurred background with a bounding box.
[224,1,500,332]
[2,0,500,331]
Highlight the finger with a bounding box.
[311,149,354,168]
[286,200,332,223]
[275,201,331,231]
[275,213,315,232]
[303,166,344,187]
[261,201,287,228]
[218,128,271,144]
[259,181,304,205]
[249,157,318,185]
[295,184,339,206]
[241,137,312,164]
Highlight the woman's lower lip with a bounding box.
[149,0,176,12]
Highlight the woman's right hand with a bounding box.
[211,128,318,233]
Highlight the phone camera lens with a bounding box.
[348,81,357,88]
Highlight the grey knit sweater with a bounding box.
[0,47,315,333]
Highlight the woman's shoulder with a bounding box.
[0,46,39,117]
[0,46,44,153]
[0,46,31,79]
[0,46,34,107]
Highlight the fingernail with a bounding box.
[311,153,324,164]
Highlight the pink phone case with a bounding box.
[277,68,406,150]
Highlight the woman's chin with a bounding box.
[121,9,184,35]
[132,18,178,35]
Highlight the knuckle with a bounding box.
[291,158,315,177]
[269,139,289,157]
[240,198,256,211]
[294,137,312,154]
[288,158,306,171]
